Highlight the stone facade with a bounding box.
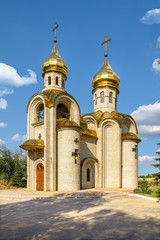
[20,28,141,191]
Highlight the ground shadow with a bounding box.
[0,194,160,240]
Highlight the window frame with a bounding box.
[100,91,104,103]
[109,92,113,103]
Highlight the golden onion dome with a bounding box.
[92,36,120,92]
[41,22,68,78]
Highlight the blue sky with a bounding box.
[0,0,160,176]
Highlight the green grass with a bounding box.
[136,193,160,199]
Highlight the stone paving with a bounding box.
[0,189,160,240]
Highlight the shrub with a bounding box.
[139,179,150,193]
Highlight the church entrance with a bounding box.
[36,163,44,191]
[81,159,97,189]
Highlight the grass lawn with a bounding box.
[136,192,160,199]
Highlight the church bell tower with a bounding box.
[41,22,68,92]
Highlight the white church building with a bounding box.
[20,23,141,191]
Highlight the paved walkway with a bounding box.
[0,189,160,240]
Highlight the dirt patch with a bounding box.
[0,181,17,190]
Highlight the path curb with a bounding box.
[128,193,160,202]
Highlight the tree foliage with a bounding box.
[0,146,27,188]
[152,143,160,183]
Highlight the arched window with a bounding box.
[57,103,70,119]
[56,76,59,85]
[109,92,113,103]
[87,168,90,182]
[48,76,51,85]
[36,104,44,122]
[100,91,104,103]
[62,80,65,88]
[95,94,97,105]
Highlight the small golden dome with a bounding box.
[42,43,68,78]
[92,36,120,91]
[92,58,120,90]
[41,22,68,78]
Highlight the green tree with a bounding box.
[10,151,27,187]
[0,146,27,187]
[152,143,160,183]
[0,146,15,181]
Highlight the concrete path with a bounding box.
[0,189,160,240]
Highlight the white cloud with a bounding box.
[0,139,6,146]
[156,148,160,153]
[152,59,160,72]
[0,63,37,87]
[0,122,7,127]
[140,9,160,24]
[139,156,156,165]
[131,102,160,140]
[0,88,14,97]
[11,133,27,142]
[157,36,160,48]
[0,98,8,109]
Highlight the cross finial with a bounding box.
[101,35,111,58]
[52,22,59,43]
[38,133,41,140]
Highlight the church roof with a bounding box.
[41,22,68,78]
[57,119,80,129]
[27,89,81,115]
[19,139,44,151]
[92,36,120,92]
[80,118,97,139]
[83,110,138,132]
[92,58,120,91]
[56,118,97,139]
[122,133,141,142]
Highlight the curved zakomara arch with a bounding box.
[27,91,81,115]
[27,93,45,113]
[82,115,97,130]
[54,93,81,124]
[81,157,98,166]
[54,92,81,116]
[121,116,138,134]
[100,117,120,130]
[27,94,45,125]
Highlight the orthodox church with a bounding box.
[20,23,141,191]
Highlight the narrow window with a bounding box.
[100,91,104,103]
[36,104,44,122]
[87,168,90,182]
[48,76,51,85]
[56,76,59,85]
[109,92,113,103]
[62,80,65,88]
[95,94,97,105]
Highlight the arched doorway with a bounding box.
[81,158,98,189]
[36,163,44,191]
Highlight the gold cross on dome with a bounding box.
[52,22,59,43]
[101,35,111,57]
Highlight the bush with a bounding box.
[150,185,160,197]
[133,188,142,193]
[139,179,150,193]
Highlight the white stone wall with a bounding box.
[93,86,118,113]
[42,71,66,92]
[122,140,138,188]
[101,120,121,188]
[80,137,97,161]
[57,127,80,191]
